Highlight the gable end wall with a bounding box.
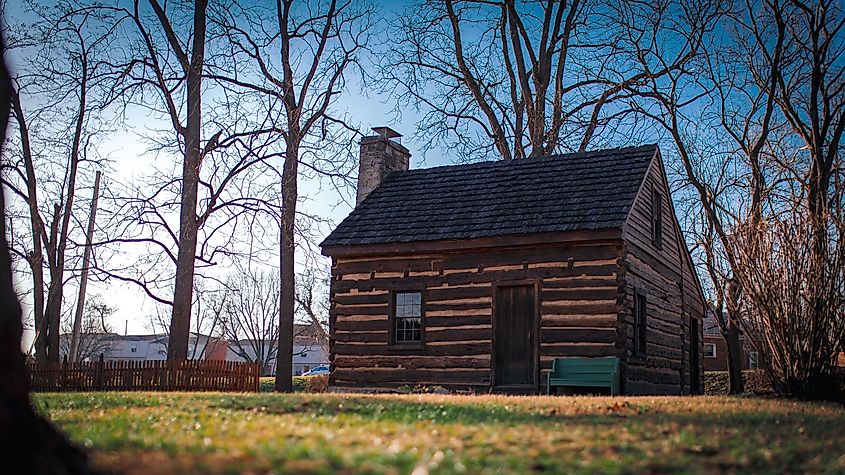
[621,153,705,395]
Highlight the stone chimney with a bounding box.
[356,127,411,205]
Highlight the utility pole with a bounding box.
[69,171,101,362]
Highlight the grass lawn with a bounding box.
[33,392,845,475]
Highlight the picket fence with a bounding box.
[28,356,259,392]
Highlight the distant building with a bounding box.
[226,323,329,376]
[58,326,327,375]
[702,314,759,372]
[59,332,228,362]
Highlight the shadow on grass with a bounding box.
[207,392,836,432]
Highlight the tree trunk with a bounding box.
[726,321,744,394]
[726,280,744,394]
[167,0,208,360]
[69,171,101,362]
[45,269,63,362]
[9,89,46,361]
[274,142,298,392]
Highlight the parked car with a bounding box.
[302,365,329,376]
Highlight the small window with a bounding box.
[749,351,759,370]
[704,343,717,358]
[633,292,648,355]
[130,345,137,353]
[392,291,423,345]
[652,189,663,249]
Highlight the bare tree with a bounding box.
[3,2,118,362]
[137,0,210,360]
[732,206,845,395]
[84,0,290,361]
[0,22,91,473]
[728,0,845,395]
[206,0,373,391]
[295,267,329,355]
[378,0,697,162]
[618,0,845,395]
[59,294,115,362]
[221,269,280,375]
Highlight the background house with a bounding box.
[59,324,327,375]
[225,323,329,376]
[59,332,228,362]
[702,314,759,372]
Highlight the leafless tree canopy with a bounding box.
[3,1,121,362]
[379,0,703,162]
[610,0,845,395]
[59,294,115,362]
[220,268,281,375]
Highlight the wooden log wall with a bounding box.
[621,154,706,395]
[329,240,626,392]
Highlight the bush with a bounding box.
[305,374,328,393]
[704,371,774,396]
[259,377,276,393]
[259,376,309,393]
[292,376,308,392]
[705,369,845,399]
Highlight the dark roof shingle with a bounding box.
[321,144,657,247]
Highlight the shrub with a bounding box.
[292,376,308,392]
[305,374,328,393]
[259,376,310,392]
[704,370,774,396]
[731,212,845,398]
[705,369,845,399]
[259,377,276,393]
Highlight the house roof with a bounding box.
[322,144,658,248]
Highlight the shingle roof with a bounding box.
[321,144,657,248]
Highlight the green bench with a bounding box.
[546,357,621,395]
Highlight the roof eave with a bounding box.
[322,228,623,258]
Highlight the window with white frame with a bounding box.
[748,351,759,369]
[704,343,716,358]
[393,291,423,345]
[130,344,138,353]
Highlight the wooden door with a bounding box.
[493,284,537,388]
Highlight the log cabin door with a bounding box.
[493,284,538,389]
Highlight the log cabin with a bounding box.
[320,128,705,395]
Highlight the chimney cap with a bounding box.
[371,126,402,140]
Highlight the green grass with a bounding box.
[33,392,845,474]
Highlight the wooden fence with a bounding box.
[28,356,259,392]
